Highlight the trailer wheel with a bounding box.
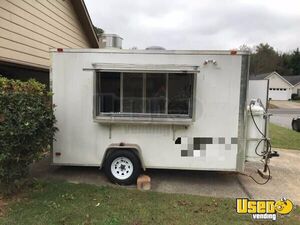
[104,150,141,185]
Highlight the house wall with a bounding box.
[268,74,291,89]
[0,0,92,69]
[267,73,292,100]
[293,83,300,95]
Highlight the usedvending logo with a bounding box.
[236,198,293,221]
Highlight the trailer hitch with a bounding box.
[263,151,279,159]
[269,151,280,158]
[257,150,279,181]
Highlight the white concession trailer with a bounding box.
[51,49,276,184]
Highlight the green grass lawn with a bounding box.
[269,123,300,150]
[0,181,299,225]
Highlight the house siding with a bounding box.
[0,0,92,69]
[267,74,292,100]
[292,83,300,94]
[268,74,291,89]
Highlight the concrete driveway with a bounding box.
[238,149,300,205]
[30,149,300,205]
[269,110,299,129]
[270,100,300,109]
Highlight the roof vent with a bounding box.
[98,34,123,49]
[145,46,166,50]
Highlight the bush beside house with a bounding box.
[0,77,57,193]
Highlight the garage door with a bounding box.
[269,88,290,100]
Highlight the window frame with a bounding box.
[93,70,197,124]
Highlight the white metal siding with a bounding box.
[292,83,300,95]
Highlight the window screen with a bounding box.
[97,72,194,118]
[168,73,193,115]
[99,72,120,113]
[146,74,166,114]
[123,73,143,113]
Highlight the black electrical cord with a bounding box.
[242,101,272,185]
[249,102,272,158]
[254,136,272,158]
[240,163,271,185]
[249,103,265,137]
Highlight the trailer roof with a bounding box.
[50,48,250,55]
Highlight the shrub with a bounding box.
[0,77,57,193]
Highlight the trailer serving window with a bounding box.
[96,72,195,121]
[93,64,198,124]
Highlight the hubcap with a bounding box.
[111,157,134,180]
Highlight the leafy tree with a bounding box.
[289,48,300,75]
[239,44,253,53]
[277,53,293,75]
[247,43,300,76]
[250,43,280,75]
[93,25,104,36]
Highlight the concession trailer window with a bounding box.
[96,71,194,120]
[91,62,199,124]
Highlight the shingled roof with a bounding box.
[249,73,270,80]
[283,76,300,86]
[250,71,300,86]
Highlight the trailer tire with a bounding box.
[292,120,299,132]
[104,150,141,185]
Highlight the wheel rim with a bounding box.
[111,157,134,180]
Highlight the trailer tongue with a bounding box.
[245,98,279,184]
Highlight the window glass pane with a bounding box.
[99,72,120,112]
[168,73,193,115]
[123,73,143,113]
[146,74,166,114]
[97,71,194,118]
